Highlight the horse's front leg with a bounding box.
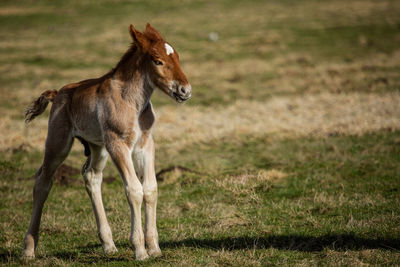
[106,139,148,260]
[134,135,161,257]
[82,144,117,254]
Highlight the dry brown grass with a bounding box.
[2,91,399,153]
[0,7,52,16]
[154,92,400,150]
[216,170,287,190]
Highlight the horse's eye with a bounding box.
[152,59,163,66]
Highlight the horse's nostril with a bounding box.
[180,86,186,95]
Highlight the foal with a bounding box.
[23,23,191,260]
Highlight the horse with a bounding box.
[22,23,191,261]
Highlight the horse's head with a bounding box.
[129,23,191,103]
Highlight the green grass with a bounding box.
[1,0,400,265]
[1,131,400,265]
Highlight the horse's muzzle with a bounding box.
[174,84,192,102]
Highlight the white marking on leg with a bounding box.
[165,43,174,55]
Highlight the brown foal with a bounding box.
[23,23,191,261]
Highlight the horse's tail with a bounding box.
[24,90,58,123]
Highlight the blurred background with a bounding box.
[0,0,399,265]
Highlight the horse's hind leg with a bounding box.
[82,144,117,254]
[23,115,73,259]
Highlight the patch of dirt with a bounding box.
[52,164,116,186]
[103,176,116,184]
[156,165,202,182]
[53,164,81,186]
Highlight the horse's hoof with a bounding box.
[148,247,162,258]
[22,250,35,261]
[104,244,118,254]
[135,249,149,261]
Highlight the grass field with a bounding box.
[1,0,400,265]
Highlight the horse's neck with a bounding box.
[113,49,154,112]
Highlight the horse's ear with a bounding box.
[129,24,146,49]
[144,23,164,41]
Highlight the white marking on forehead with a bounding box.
[165,43,174,55]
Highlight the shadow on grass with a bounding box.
[2,234,399,263]
[160,234,400,252]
